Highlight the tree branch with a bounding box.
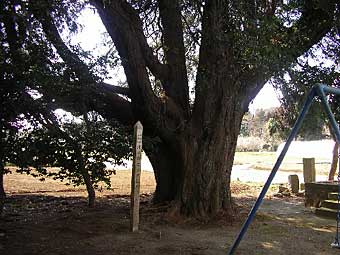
[158,0,189,114]
[2,4,25,77]
[284,2,335,60]
[30,2,95,85]
[39,81,135,125]
[99,82,130,96]
[87,91,134,125]
[192,0,232,126]
[90,0,169,82]
[90,0,157,101]
[242,1,336,108]
[30,2,134,123]
[90,0,186,142]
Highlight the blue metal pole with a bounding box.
[315,84,340,144]
[227,87,317,254]
[318,84,340,98]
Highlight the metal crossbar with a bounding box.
[228,84,340,254]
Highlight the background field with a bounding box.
[234,152,332,175]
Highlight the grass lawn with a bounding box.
[234,151,332,175]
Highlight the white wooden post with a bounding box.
[130,121,143,232]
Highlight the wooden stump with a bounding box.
[288,174,299,194]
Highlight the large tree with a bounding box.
[1,0,339,216]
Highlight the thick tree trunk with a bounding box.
[329,141,339,181]
[180,108,244,216]
[148,99,245,217]
[147,142,182,203]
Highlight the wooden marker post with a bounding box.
[131,121,143,232]
[303,157,316,183]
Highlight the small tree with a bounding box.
[16,113,131,207]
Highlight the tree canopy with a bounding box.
[270,33,340,140]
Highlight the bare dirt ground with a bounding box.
[1,170,340,255]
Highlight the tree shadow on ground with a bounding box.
[1,194,339,255]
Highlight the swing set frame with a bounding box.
[228,84,340,254]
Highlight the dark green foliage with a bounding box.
[0,0,132,206]
[268,104,328,141]
[270,30,340,140]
